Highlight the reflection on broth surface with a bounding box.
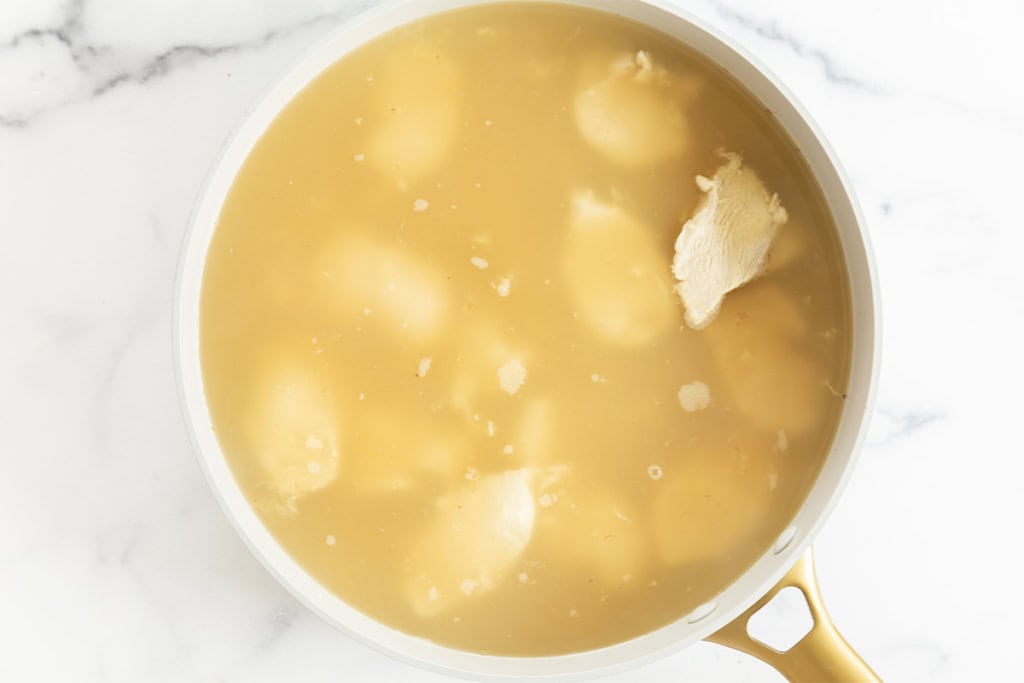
[200,3,851,655]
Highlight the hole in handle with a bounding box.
[746,586,814,652]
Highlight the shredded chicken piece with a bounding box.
[672,152,788,329]
[405,470,535,616]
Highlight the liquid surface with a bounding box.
[200,3,851,655]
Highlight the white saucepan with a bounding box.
[174,0,882,679]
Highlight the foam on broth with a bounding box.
[200,3,851,655]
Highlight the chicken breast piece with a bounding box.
[552,488,652,588]
[705,283,825,435]
[764,219,808,274]
[317,237,450,341]
[243,361,340,515]
[367,39,459,184]
[345,408,462,493]
[652,443,771,565]
[516,398,555,467]
[672,153,789,329]
[574,50,698,166]
[449,318,529,416]
[405,470,536,616]
[563,191,675,346]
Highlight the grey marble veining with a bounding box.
[0,0,375,127]
[1,0,1022,681]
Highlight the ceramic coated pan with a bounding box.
[175,1,881,679]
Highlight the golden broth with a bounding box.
[200,3,851,655]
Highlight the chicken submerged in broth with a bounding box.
[201,3,850,656]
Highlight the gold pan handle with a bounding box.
[705,549,880,682]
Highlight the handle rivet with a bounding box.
[773,525,799,555]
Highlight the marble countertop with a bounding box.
[2,0,1022,680]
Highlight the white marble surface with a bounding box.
[2,0,1023,680]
